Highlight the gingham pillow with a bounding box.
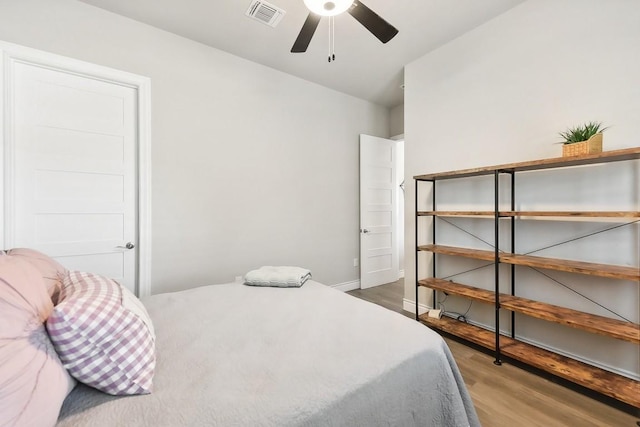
[46,271,155,395]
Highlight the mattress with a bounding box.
[56,281,479,426]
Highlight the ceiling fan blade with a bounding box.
[291,13,322,53]
[347,0,398,44]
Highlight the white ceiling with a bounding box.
[79,0,525,108]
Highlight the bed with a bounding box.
[0,250,479,427]
[56,280,479,427]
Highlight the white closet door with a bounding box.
[360,134,399,289]
[11,61,138,292]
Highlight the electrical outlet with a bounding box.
[353,258,359,267]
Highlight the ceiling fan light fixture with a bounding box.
[303,0,353,16]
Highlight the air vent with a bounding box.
[246,0,286,28]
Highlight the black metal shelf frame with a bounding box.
[414,161,638,366]
[415,173,510,365]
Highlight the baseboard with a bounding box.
[402,298,430,315]
[398,270,405,278]
[331,280,360,292]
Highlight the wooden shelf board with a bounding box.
[419,211,640,218]
[419,315,640,407]
[418,245,639,281]
[419,314,495,350]
[500,253,640,281]
[418,278,495,304]
[418,278,640,343]
[500,338,640,408]
[417,244,496,261]
[500,211,640,218]
[414,147,640,181]
[417,211,495,217]
[500,296,640,344]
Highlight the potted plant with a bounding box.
[559,121,608,157]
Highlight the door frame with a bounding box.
[390,134,404,279]
[0,40,153,297]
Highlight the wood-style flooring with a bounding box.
[347,280,639,427]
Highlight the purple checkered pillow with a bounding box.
[46,271,155,395]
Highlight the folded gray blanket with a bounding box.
[244,266,311,288]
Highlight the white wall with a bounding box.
[389,103,404,137]
[405,0,639,378]
[0,0,390,294]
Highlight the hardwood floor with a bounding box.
[347,280,639,427]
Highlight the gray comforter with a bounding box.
[57,281,480,426]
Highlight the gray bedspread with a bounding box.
[57,281,480,427]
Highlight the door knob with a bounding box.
[117,242,135,250]
[361,229,370,234]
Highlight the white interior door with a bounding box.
[360,134,399,289]
[10,61,138,293]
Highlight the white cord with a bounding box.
[328,18,331,62]
[328,17,335,62]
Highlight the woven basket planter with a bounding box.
[562,133,603,157]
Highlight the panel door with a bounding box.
[11,61,138,292]
[360,134,399,289]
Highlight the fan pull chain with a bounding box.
[332,16,335,61]
[328,16,336,62]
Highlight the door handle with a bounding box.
[360,229,370,234]
[117,242,135,250]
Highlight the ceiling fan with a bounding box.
[291,0,398,56]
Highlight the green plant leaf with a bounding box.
[559,121,608,144]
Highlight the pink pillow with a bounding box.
[0,254,76,427]
[46,271,156,395]
[5,248,67,304]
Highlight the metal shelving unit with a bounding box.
[414,147,640,408]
